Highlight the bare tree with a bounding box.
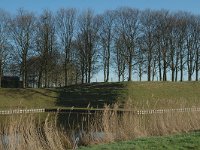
[99,10,115,82]
[1,7,200,85]
[115,7,139,81]
[113,34,127,82]
[171,13,186,81]
[194,16,200,81]
[167,14,178,82]
[74,33,86,84]
[77,9,100,83]
[56,8,77,86]
[36,10,57,87]
[185,15,197,81]
[155,10,171,81]
[137,37,147,81]
[173,12,188,81]
[140,9,158,81]
[8,8,35,88]
[0,9,10,87]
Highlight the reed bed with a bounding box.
[1,100,200,149]
[0,114,72,150]
[79,101,200,146]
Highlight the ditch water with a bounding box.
[57,112,107,144]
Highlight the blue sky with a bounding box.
[1,0,200,15]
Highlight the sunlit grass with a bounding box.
[79,131,200,150]
[0,88,58,109]
[126,81,200,109]
[1,81,200,110]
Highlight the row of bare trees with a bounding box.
[0,7,200,88]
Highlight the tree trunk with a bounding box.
[88,62,91,83]
[163,49,167,81]
[85,67,88,83]
[44,63,48,87]
[0,59,2,88]
[75,72,78,85]
[171,63,175,82]
[196,49,199,81]
[64,60,68,86]
[171,49,175,82]
[118,73,121,82]
[148,63,151,81]
[106,48,110,82]
[103,57,106,82]
[128,53,132,81]
[180,53,183,82]
[22,52,27,88]
[158,48,162,81]
[175,52,179,82]
[65,46,70,86]
[187,51,192,81]
[152,59,156,81]
[139,64,142,81]
[147,49,152,81]
[175,66,178,82]
[81,64,84,84]
[38,69,42,88]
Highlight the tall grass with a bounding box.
[79,100,200,146]
[0,114,72,150]
[1,100,200,149]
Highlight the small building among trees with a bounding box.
[1,76,22,88]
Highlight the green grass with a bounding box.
[79,131,200,150]
[0,82,126,109]
[0,88,58,109]
[128,81,200,100]
[127,81,200,109]
[1,81,200,110]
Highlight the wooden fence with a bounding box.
[0,107,200,115]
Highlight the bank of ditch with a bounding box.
[1,82,200,149]
[1,102,200,149]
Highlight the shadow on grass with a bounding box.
[25,88,58,99]
[56,82,126,108]
[55,82,127,131]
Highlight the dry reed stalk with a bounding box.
[0,114,73,150]
[84,100,200,146]
[1,100,200,149]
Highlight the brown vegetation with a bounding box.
[0,114,72,150]
[1,101,200,149]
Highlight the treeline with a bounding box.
[0,7,200,88]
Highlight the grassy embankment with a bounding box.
[0,81,200,109]
[0,88,58,109]
[126,81,200,109]
[1,82,200,149]
[0,82,125,109]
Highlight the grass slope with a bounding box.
[79,132,200,150]
[0,88,58,109]
[0,81,200,109]
[56,82,126,108]
[127,81,200,109]
[0,82,126,109]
